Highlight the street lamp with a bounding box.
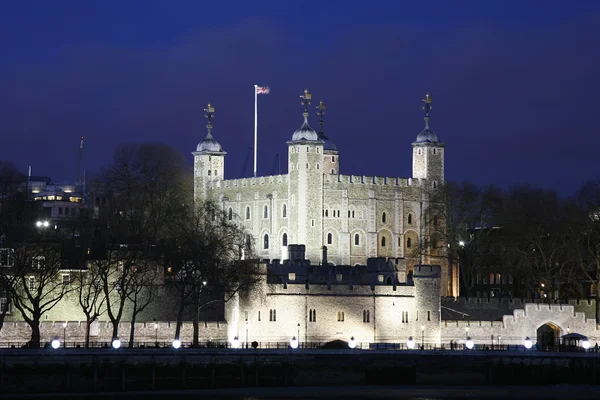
[348,336,357,349]
[420,325,425,348]
[62,322,67,347]
[36,220,50,228]
[232,336,240,349]
[407,336,415,349]
[582,340,591,350]
[172,339,181,349]
[290,336,298,349]
[458,240,465,247]
[524,337,532,349]
[297,323,301,348]
[465,337,474,350]
[245,321,249,349]
[51,337,60,350]
[112,338,121,349]
[465,327,469,341]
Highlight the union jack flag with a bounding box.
[256,86,270,94]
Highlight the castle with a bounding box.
[193,90,455,296]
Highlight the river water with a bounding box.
[4,386,600,400]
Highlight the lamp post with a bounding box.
[465,327,469,341]
[524,337,532,350]
[407,336,415,350]
[465,337,474,350]
[297,323,301,349]
[62,322,67,347]
[245,321,249,349]
[420,325,425,349]
[290,336,298,349]
[348,336,357,349]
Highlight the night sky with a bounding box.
[1,1,599,196]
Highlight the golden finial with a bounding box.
[421,93,432,116]
[300,89,312,114]
[316,100,327,133]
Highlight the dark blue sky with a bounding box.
[1,0,599,195]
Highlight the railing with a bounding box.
[0,340,597,353]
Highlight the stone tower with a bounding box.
[413,264,442,346]
[287,89,325,263]
[193,103,226,202]
[412,93,444,186]
[315,100,339,175]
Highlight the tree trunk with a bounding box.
[174,287,186,341]
[192,303,199,347]
[85,316,93,348]
[29,320,41,349]
[129,311,137,348]
[111,321,119,341]
[596,281,600,324]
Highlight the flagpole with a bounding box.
[254,84,258,178]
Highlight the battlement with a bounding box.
[211,174,289,189]
[329,174,422,187]
[413,264,441,278]
[441,297,596,307]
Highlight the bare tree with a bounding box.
[171,200,259,346]
[9,236,75,348]
[73,263,106,347]
[126,257,159,347]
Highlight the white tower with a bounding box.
[193,103,226,202]
[287,89,325,263]
[412,93,444,185]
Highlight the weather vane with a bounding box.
[300,89,312,114]
[204,102,215,132]
[421,93,432,116]
[316,100,327,133]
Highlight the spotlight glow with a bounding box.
[172,339,181,349]
[51,338,60,349]
[348,336,357,349]
[524,337,533,349]
[290,336,299,349]
[407,336,415,349]
[465,337,474,350]
[112,339,121,349]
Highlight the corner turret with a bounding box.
[412,93,445,185]
[193,103,226,201]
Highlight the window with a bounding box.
[386,277,392,285]
[407,238,412,248]
[309,309,316,322]
[208,170,211,176]
[337,311,345,322]
[228,208,233,220]
[58,207,63,215]
[331,169,335,174]
[327,233,332,245]
[246,206,250,219]
[363,310,370,323]
[288,272,296,281]
[282,204,287,218]
[354,234,360,246]
[28,277,35,291]
[32,255,45,269]
[282,233,288,246]
[352,211,355,218]
[401,311,409,323]
[264,205,268,219]
[325,210,329,217]
[0,297,9,314]
[398,237,402,246]
[433,148,437,155]
[381,237,386,247]
[263,234,269,250]
[258,311,261,321]
[427,311,431,321]
[332,156,335,162]
[269,309,276,322]
[244,311,248,321]
[408,214,412,224]
[382,212,386,223]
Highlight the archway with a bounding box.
[537,323,560,347]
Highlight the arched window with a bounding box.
[327,233,332,245]
[407,237,412,248]
[325,210,329,217]
[331,169,335,174]
[282,233,288,247]
[263,234,269,250]
[228,207,233,221]
[354,234,360,246]
[408,214,412,224]
[282,204,287,218]
[381,237,386,247]
[382,212,386,223]
[263,205,268,219]
[246,206,250,220]
[245,235,252,249]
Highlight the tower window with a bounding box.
[309,309,316,322]
[306,163,309,169]
[332,156,335,162]
[208,170,211,176]
[354,234,360,246]
[282,233,288,246]
[316,163,320,169]
[269,309,276,321]
[382,212,386,223]
[246,207,250,220]
[264,234,269,250]
[331,169,335,174]
[433,148,437,155]
[363,310,370,323]
[418,149,422,155]
[407,237,412,248]
[325,210,329,217]
[381,237,386,247]
[264,205,268,219]
[337,311,345,322]
[327,233,332,245]
[228,207,233,221]
[282,204,287,218]
[408,214,412,224]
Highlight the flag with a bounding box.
[256,86,270,95]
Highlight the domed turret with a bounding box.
[413,93,441,145]
[196,131,224,153]
[412,93,445,182]
[290,89,320,142]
